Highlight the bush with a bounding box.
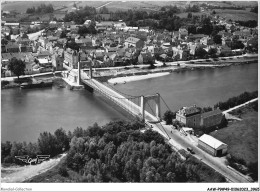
[163,110,176,125]
[1,80,9,87]
[58,166,69,177]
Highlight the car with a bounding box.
[187,147,195,154]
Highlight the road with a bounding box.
[96,2,112,9]
[73,70,250,183]
[223,98,258,113]
[1,71,63,81]
[154,122,250,183]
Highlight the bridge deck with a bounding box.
[79,71,158,122]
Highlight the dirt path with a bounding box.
[1,154,66,183]
[223,98,258,113]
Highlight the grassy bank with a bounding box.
[210,102,258,180]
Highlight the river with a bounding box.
[1,63,258,142]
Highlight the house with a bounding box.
[172,47,189,61]
[172,31,179,39]
[64,48,78,68]
[124,37,144,49]
[222,37,232,47]
[188,34,206,41]
[220,45,232,56]
[138,52,154,64]
[176,105,201,128]
[189,43,198,55]
[5,42,20,52]
[200,109,223,128]
[198,134,228,156]
[114,22,127,30]
[200,37,214,46]
[96,21,114,31]
[37,50,52,59]
[2,26,11,36]
[75,36,92,47]
[179,28,188,39]
[52,53,64,71]
[38,36,49,49]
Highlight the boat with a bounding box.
[20,79,53,89]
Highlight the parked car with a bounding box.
[187,147,195,154]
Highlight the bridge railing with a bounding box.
[81,80,140,118]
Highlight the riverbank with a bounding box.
[1,153,66,183]
[1,54,257,87]
[96,56,257,83]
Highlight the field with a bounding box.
[210,103,258,165]
[177,9,257,21]
[214,9,258,21]
[1,1,74,13]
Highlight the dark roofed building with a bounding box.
[138,52,154,64]
[6,42,20,52]
[176,105,201,128]
[200,109,223,128]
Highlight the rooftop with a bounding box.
[199,134,227,150]
[201,109,222,119]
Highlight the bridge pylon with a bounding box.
[140,93,161,122]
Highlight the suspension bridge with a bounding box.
[62,59,173,140]
[62,60,251,183]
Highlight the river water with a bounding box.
[1,63,258,142]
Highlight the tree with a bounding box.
[195,47,207,59]
[60,31,67,38]
[1,38,8,46]
[213,35,222,44]
[8,57,25,79]
[212,10,216,14]
[1,141,12,163]
[54,128,70,153]
[208,48,217,57]
[99,6,109,14]
[38,132,58,157]
[250,6,257,13]
[66,41,80,51]
[78,26,88,36]
[187,12,192,19]
[163,110,176,125]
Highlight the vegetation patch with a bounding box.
[210,102,258,180]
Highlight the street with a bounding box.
[153,122,250,183]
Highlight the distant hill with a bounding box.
[1,1,257,17]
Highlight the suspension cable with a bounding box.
[85,77,141,100]
[105,82,142,98]
[146,101,171,140]
[160,95,171,111]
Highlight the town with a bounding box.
[1,1,258,189]
[1,3,258,78]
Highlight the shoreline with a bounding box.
[1,55,258,88]
[96,57,258,82]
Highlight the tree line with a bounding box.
[2,119,225,182]
[214,91,258,111]
[65,120,225,182]
[1,128,70,165]
[26,4,54,14]
[64,5,97,24]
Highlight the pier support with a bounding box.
[140,93,161,121]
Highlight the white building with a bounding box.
[198,134,228,157]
